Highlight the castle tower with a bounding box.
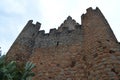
[6,20,41,63]
[81,7,120,79]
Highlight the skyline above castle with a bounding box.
[0,0,120,55]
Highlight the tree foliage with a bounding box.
[0,55,35,80]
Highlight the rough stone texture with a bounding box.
[6,7,120,80]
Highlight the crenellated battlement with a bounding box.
[81,7,101,20]
[34,23,82,48]
[11,7,118,49]
[58,16,80,31]
[49,28,57,34]
[13,15,82,49]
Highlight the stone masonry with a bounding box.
[6,7,120,80]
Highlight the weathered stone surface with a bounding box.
[6,7,120,80]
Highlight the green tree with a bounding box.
[0,55,35,80]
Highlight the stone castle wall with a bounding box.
[6,7,120,80]
[34,25,82,48]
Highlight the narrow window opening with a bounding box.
[70,60,76,68]
[56,41,59,46]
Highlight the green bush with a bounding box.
[0,55,35,80]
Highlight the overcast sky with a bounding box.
[0,0,120,55]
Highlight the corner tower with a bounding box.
[6,20,41,63]
[81,7,117,42]
[81,7,120,79]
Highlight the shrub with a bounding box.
[0,55,35,80]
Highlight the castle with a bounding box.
[6,7,120,80]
